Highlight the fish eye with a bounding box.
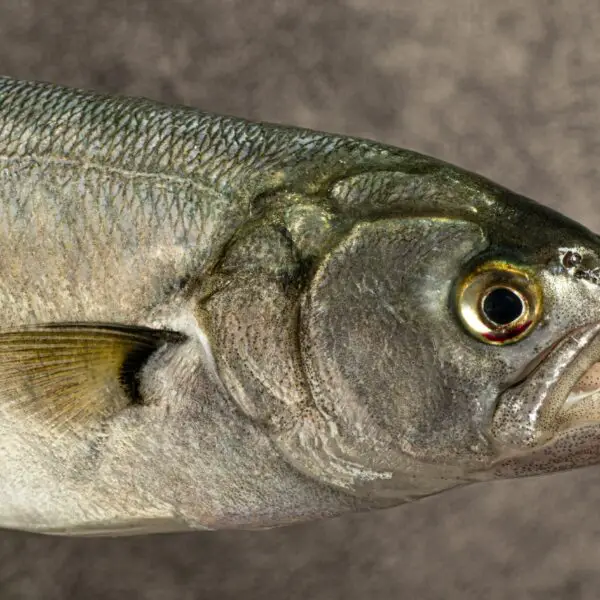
[456,261,543,345]
[482,287,525,325]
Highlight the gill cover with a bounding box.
[200,213,490,496]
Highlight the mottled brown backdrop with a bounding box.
[1,1,599,598]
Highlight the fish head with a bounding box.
[200,156,600,498]
[303,162,600,491]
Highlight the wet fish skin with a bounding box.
[1,76,600,535]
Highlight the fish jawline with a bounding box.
[491,323,600,449]
[550,324,600,430]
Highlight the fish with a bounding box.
[0,75,600,536]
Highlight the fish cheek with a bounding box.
[296,217,490,483]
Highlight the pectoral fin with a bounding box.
[0,323,185,430]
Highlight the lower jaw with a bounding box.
[489,420,600,479]
[486,324,600,477]
[491,323,600,450]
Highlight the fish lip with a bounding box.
[540,322,600,424]
[490,322,600,450]
[479,323,600,477]
[509,322,600,398]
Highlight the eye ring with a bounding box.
[456,261,542,345]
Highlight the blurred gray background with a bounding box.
[1,0,600,598]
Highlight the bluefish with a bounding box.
[0,76,599,535]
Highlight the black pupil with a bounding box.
[482,287,524,326]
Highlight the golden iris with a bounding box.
[456,261,542,345]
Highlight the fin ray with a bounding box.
[0,323,185,431]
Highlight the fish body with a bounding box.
[1,76,600,535]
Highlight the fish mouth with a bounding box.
[555,332,600,431]
[491,322,600,450]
